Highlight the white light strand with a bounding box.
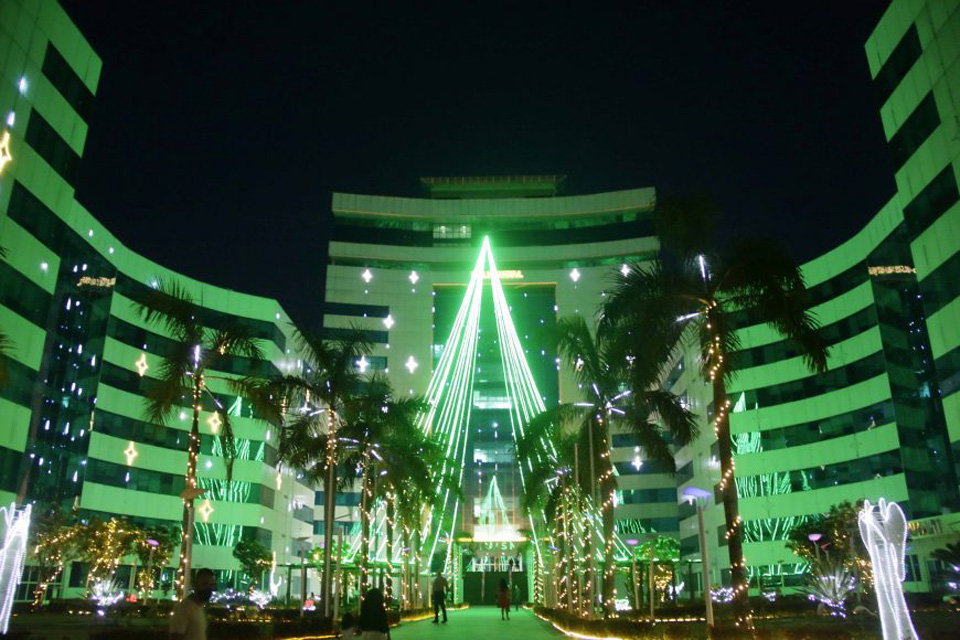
[0,503,31,634]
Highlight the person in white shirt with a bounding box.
[169,568,216,640]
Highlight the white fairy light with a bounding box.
[620,263,630,277]
[383,315,395,329]
[362,269,373,283]
[356,355,369,373]
[409,270,420,285]
[0,503,31,634]
[858,499,919,640]
[569,268,581,283]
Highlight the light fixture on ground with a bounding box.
[682,486,714,629]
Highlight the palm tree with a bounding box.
[272,327,371,616]
[607,234,828,621]
[527,314,697,618]
[135,279,281,597]
[340,376,438,595]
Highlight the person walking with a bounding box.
[431,571,449,624]
[498,578,511,620]
[169,568,216,640]
[512,581,520,611]
[358,588,391,640]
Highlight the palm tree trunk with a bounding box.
[359,460,371,594]
[713,375,750,623]
[176,379,202,599]
[601,470,616,618]
[386,492,395,604]
[322,428,337,617]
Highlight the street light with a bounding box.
[808,533,823,561]
[683,486,714,630]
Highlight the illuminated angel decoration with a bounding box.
[0,503,31,634]
[858,499,919,640]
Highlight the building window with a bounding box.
[903,165,960,242]
[41,44,94,120]
[24,110,81,186]
[873,25,922,106]
[433,224,471,240]
[888,92,939,170]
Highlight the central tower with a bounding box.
[419,239,553,590]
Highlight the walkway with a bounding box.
[392,606,563,640]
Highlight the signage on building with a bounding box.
[907,518,943,538]
[484,270,524,280]
[77,276,116,288]
[615,519,652,535]
[867,265,916,277]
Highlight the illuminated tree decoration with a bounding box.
[0,503,31,634]
[0,130,13,175]
[91,579,124,608]
[124,441,139,466]
[858,499,919,640]
[135,352,149,376]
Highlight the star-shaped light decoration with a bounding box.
[0,130,13,175]
[135,353,149,377]
[361,269,373,283]
[275,471,283,490]
[383,315,395,329]
[356,355,369,373]
[569,268,581,283]
[198,499,214,523]
[405,355,418,374]
[124,441,139,466]
[409,270,420,285]
[207,412,222,434]
[620,263,630,277]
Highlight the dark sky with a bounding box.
[61,1,895,327]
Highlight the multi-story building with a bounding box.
[677,0,960,597]
[323,176,678,599]
[1,0,314,600]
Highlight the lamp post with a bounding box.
[683,487,714,630]
[808,533,823,562]
[295,536,311,618]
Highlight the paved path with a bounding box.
[392,606,562,640]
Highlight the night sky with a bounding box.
[61,1,894,327]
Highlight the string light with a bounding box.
[198,499,214,523]
[0,503,30,634]
[0,130,13,175]
[207,412,222,434]
[135,352,149,376]
[124,441,139,466]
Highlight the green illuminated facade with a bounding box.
[324,177,675,599]
[0,0,314,600]
[677,0,960,596]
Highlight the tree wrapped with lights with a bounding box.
[340,375,438,595]
[233,538,273,594]
[787,500,871,595]
[135,279,283,598]
[133,526,176,601]
[30,506,80,608]
[73,518,138,597]
[273,326,372,615]
[523,312,696,618]
[607,196,829,626]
